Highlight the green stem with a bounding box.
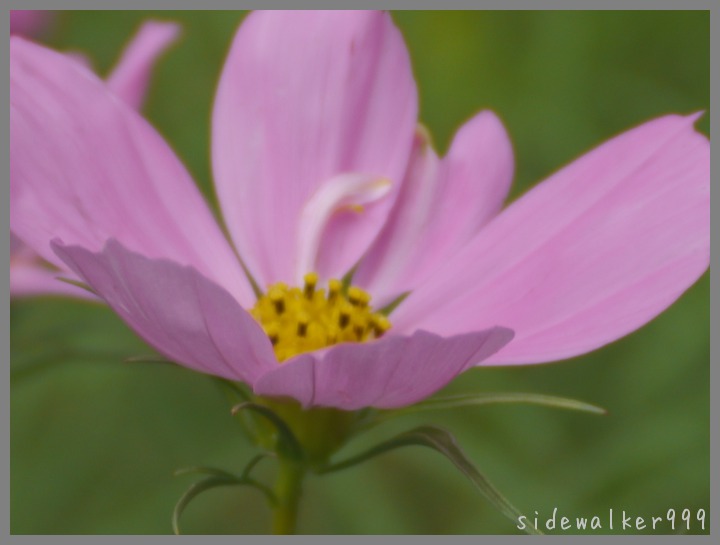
[271,458,305,534]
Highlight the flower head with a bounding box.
[10,11,709,411]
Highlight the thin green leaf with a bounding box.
[364,392,607,429]
[212,378,252,403]
[378,291,409,316]
[319,425,542,535]
[173,466,240,479]
[56,276,97,295]
[12,349,140,382]
[239,259,264,300]
[231,402,304,461]
[241,452,276,478]
[348,408,382,435]
[174,453,274,481]
[416,392,607,414]
[340,266,357,291]
[10,351,79,382]
[123,355,173,365]
[172,471,276,535]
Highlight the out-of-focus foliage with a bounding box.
[11,11,709,534]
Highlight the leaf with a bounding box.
[56,276,97,295]
[231,402,304,461]
[212,378,252,404]
[173,476,238,534]
[378,291,409,316]
[123,354,173,365]
[319,425,542,535]
[173,466,242,480]
[416,392,607,414]
[241,452,276,478]
[172,456,277,535]
[363,392,607,429]
[173,453,275,480]
[12,349,141,382]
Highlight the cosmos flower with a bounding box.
[10,21,180,299]
[10,11,709,410]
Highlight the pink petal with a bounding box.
[254,327,514,410]
[106,21,181,110]
[53,239,277,383]
[355,112,514,307]
[10,260,97,300]
[64,51,94,70]
[10,232,30,257]
[212,10,417,288]
[391,114,710,364]
[442,111,515,228]
[10,10,52,37]
[10,38,255,307]
[11,232,95,300]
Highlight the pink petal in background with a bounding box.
[212,10,418,287]
[106,21,181,109]
[10,10,52,37]
[11,38,254,307]
[391,114,710,364]
[10,20,182,300]
[355,111,514,307]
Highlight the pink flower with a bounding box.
[10,10,53,37]
[10,21,180,300]
[10,11,709,410]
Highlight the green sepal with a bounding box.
[318,425,542,535]
[231,402,305,461]
[361,392,607,430]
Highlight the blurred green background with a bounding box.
[10,10,710,535]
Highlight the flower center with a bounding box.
[251,273,391,362]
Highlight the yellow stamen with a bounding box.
[371,315,392,338]
[269,286,286,314]
[264,323,280,346]
[297,312,310,337]
[251,274,391,362]
[353,322,365,340]
[303,272,318,299]
[338,304,352,329]
[347,286,371,307]
[327,279,342,303]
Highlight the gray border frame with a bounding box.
[3,1,716,543]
